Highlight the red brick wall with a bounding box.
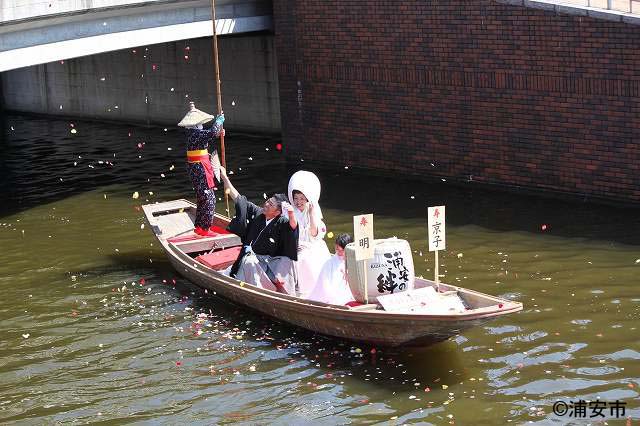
[273,0,640,203]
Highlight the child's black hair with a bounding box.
[335,233,353,249]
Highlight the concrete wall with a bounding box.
[274,0,640,204]
[1,33,280,132]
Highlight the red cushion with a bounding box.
[168,226,231,243]
[345,301,363,307]
[196,246,242,270]
[209,225,231,234]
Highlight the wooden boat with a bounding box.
[142,199,523,347]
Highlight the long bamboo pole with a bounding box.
[210,0,229,215]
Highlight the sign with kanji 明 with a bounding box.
[353,214,374,261]
[428,206,446,252]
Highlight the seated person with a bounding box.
[219,166,299,294]
[308,233,356,305]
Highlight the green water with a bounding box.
[0,114,638,424]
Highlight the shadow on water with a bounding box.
[0,113,285,218]
[186,286,466,389]
[3,112,640,246]
[305,167,640,246]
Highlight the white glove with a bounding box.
[280,201,293,214]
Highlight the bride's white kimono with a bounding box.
[292,207,331,297]
[288,171,331,298]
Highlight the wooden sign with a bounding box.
[353,214,374,261]
[428,206,446,252]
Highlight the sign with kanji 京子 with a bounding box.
[428,206,446,252]
[353,214,374,261]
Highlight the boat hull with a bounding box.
[164,240,514,347]
[143,199,523,347]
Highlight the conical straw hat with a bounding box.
[178,102,214,127]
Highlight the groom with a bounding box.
[219,167,299,294]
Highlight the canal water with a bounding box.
[1,113,638,424]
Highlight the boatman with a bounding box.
[218,166,299,294]
[178,102,225,237]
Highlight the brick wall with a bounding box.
[273,0,640,204]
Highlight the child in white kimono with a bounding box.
[308,234,356,306]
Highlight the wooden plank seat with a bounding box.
[195,246,242,270]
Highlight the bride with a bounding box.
[287,171,331,298]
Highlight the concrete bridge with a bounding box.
[0,0,279,132]
[0,0,272,72]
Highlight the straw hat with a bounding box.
[177,102,214,127]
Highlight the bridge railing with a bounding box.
[569,0,638,13]
[0,0,186,23]
[531,0,639,13]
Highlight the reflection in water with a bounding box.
[0,114,639,423]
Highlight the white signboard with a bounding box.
[377,287,466,314]
[428,205,446,252]
[353,214,374,261]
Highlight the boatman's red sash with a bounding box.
[187,149,216,189]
